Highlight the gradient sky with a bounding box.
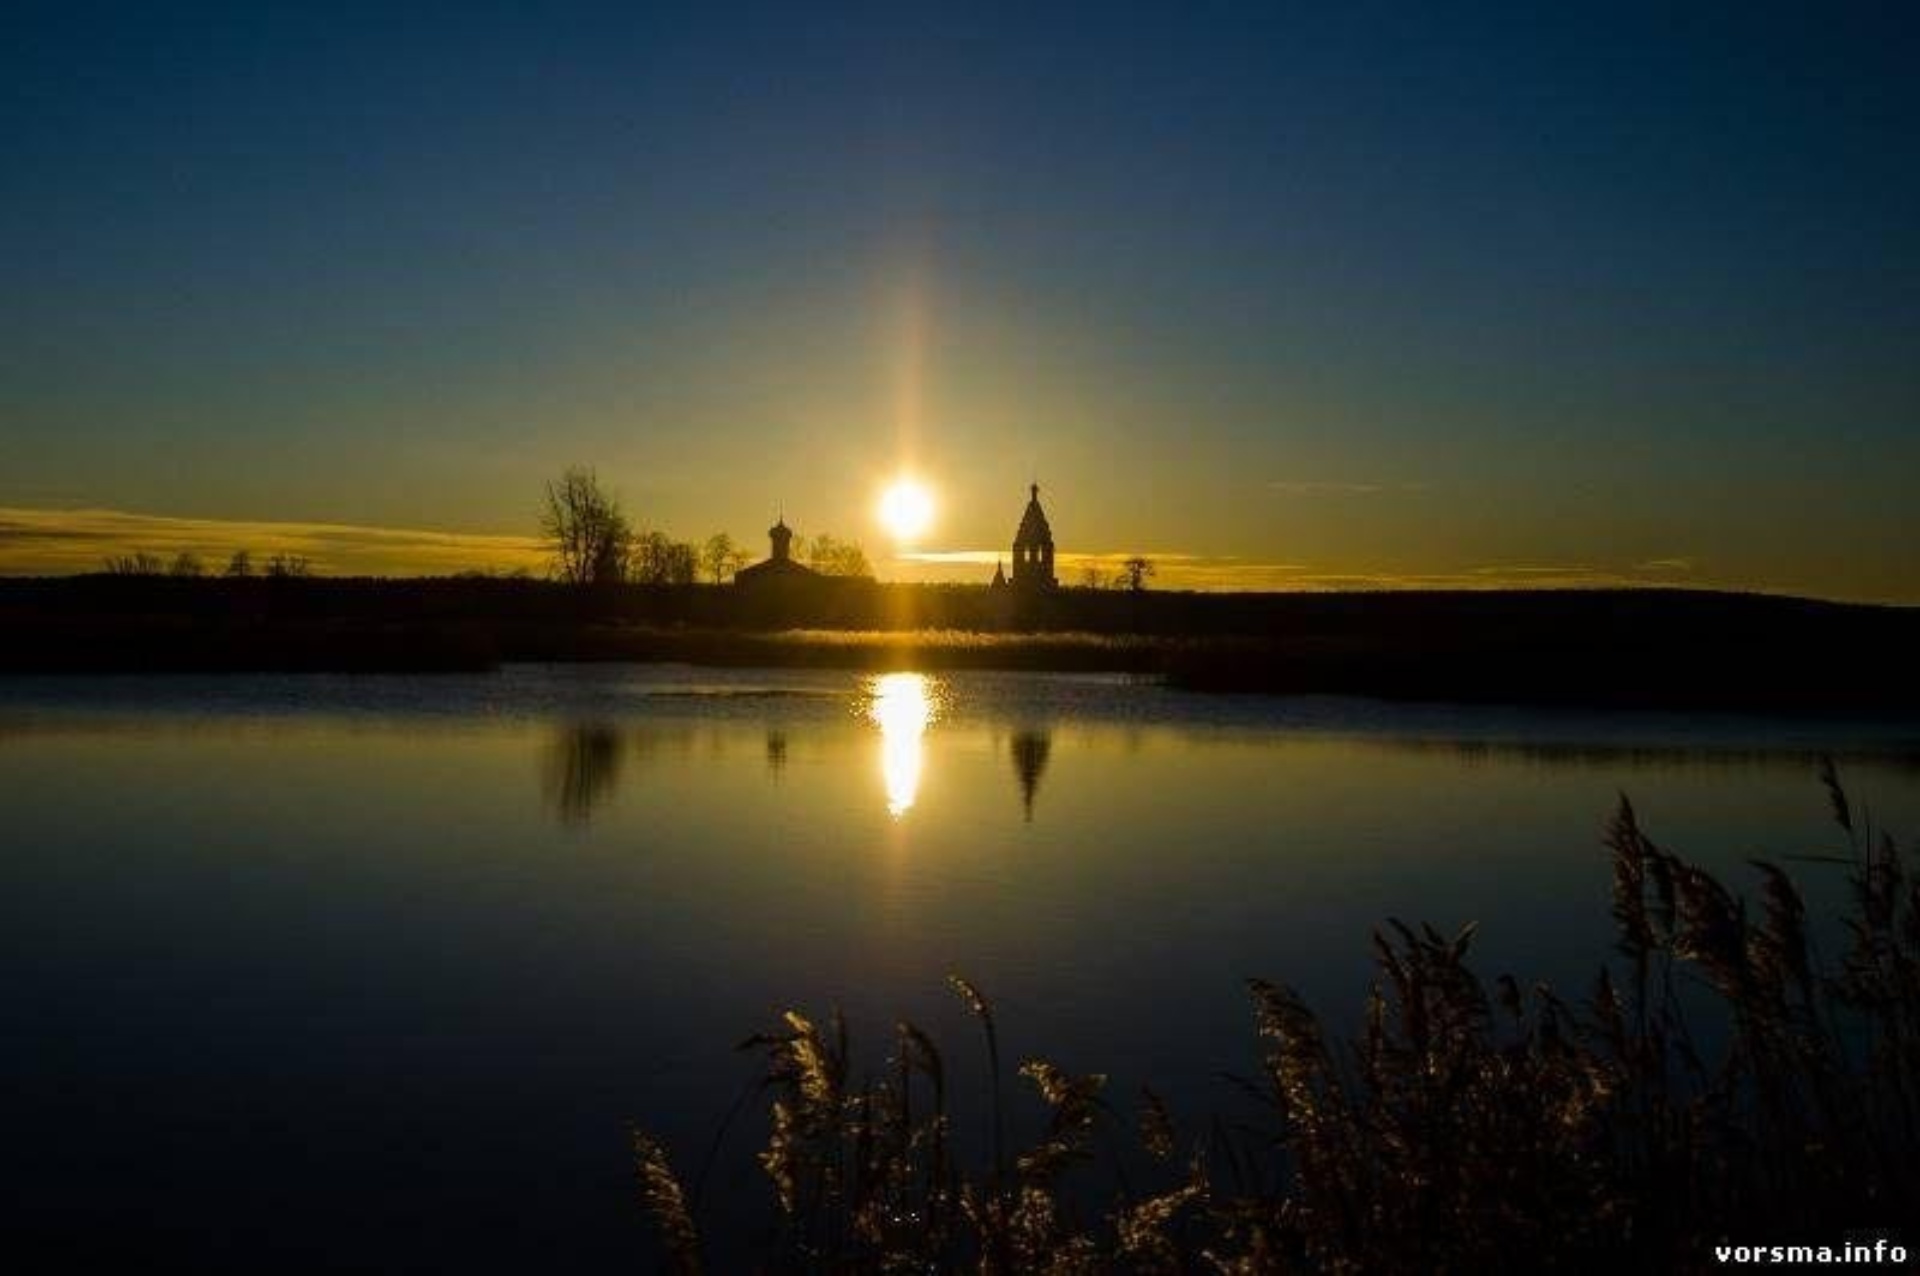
[3,2,1917,597]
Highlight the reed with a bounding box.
[635,772,1920,1271]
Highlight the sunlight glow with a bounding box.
[877,479,934,543]
[867,672,938,817]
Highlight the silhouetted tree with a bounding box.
[169,552,205,579]
[103,552,165,576]
[634,531,698,585]
[1120,556,1156,592]
[701,532,749,584]
[806,534,873,578]
[266,554,313,579]
[1077,564,1112,590]
[225,550,253,578]
[590,534,629,586]
[541,466,633,586]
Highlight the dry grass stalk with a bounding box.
[634,776,1920,1271]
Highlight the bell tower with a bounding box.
[1010,483,1057,590]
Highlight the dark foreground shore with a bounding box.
[3,576,1916,714]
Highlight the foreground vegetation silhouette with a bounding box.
[634,769,1918,1272]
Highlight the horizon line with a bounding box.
[0,504,1909,606]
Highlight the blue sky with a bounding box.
[3,2,1916,596]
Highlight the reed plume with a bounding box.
[632,777,1920,1271]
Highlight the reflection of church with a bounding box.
[1009,728,1052,821]
[991,484,1057,592]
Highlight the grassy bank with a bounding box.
[635,772,1920,1272]
[3,576,1916,712]
[0,616,1186,675]
[509,626,1196,672]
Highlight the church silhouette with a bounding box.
[991,484,1057,593]
[733,516,816,588]
[736,485,1061,594]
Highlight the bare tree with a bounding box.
[590,534,629,586]
[225,550,253,578]
[103,553,165,576]
[666,542,697,585]
[170,552,205,579]
[806,534,873,578]
[700,532,749,584]
[541,466,633,586]
[266,554,313,579]
[1077,564,1112,590]
[1119,556,1156,592]
[633,531,698,585]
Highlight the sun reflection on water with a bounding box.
[865,672,941,817]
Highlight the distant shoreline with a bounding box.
[2,577,1917,714]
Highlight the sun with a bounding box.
[878,477,934,542]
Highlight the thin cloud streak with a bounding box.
[896,550,1224,566]
[1,506,1715,594]
[891,548,1709,592]
[0,507,548,577]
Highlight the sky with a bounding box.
[3,2,1917,598]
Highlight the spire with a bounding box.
[1015,483,1052,547]
[1011,481,1058,590]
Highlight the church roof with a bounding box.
[735,554,817,583]
[1015,484,1053,547]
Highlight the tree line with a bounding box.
[542,465,871,587]
[1078,556,1156,592]
[102,550,310,579]
[92,467,1155,589]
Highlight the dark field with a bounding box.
[2,576,1916,713]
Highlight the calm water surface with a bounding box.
[5,666,1918,1270]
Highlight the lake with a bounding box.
[5,666,1917,1270]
